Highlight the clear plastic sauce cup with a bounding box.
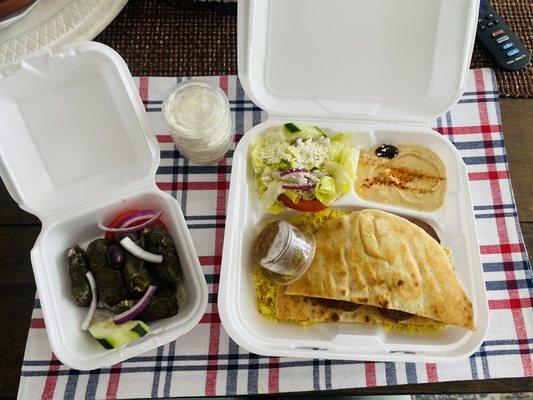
[252,220,316,285]
[163,81,233,164]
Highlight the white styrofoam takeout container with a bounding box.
[0,42,208,370]
[219,0,489,363]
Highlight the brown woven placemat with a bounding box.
[95,0,237,77]
[470,0,532,97]
[95,0,532,97]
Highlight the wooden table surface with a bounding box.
[0,14,532,400]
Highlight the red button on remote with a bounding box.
[491,29,505,37]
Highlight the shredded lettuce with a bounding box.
[267,200,286,214]
[323,160,353,195]
[260,180,285,210]
[283,189,300,203]
[328,140,344,162]
[249,137,266,174]
[338,147,359,178]
[330,133,352,146]
[264,127,286,143]
[315,176,337,205]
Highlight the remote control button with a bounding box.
[487,21,494,27]
[506,48,520,57]
[485,13,494,20]
[501,42,514,50]
[492,29,505,37]
[494,19,500,24]
[480,24,486,31]
[478,18,484,23]
[496,35,510,44]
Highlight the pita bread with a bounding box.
[285,209,475,330]
[276,286,441,326]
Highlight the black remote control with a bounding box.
[476,0,530,71]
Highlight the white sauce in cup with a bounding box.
[163,81,232,164]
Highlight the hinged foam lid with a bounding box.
[0,42,159,219]
[238,0,479,123]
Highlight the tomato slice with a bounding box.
[278,194,328,212]
[104,210,166,240]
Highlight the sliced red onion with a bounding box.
[279,168,309,177]
[282,183,317,190]
[120,237,163,263]
[111,213,138,230]
[81,272,97,331]
[119,209,161,229]
[113,285,156,324]
[281,171,314,181]
[98,210,162,233]
[107,210,146,231]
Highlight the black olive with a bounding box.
[375,144,399,159]
[106,243,125,268]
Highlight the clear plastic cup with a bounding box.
[163,80,233,164]
[252,220,316,285]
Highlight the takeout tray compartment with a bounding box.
[221,0,487,364]
[32,189,208,370]
[0,42,208,370]
[220,118,489,363]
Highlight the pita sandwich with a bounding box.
[283,209,475,330]
[276,286,443,327]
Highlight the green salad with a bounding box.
[249,123,359,213]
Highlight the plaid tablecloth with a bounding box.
[18,69,532,399]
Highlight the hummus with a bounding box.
[355,145,446,211]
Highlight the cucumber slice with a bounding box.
[282,122,303,134]
[307,125,328,137]
[309,126,328,136]
[89,318,149,349]
[282,123,327,141]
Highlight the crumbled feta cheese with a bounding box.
[288,138,329,169]
[282,171,318,185]
[313,169,326,178]
[257,141,289,165]
[257,137,329,169]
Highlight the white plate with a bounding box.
[219,119,489,363]
[0,0,128,67]
[0,0,40,30]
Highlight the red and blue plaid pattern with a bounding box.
[18,69,532,399]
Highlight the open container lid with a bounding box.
[0,42,159,219]
[238,0,479,123]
